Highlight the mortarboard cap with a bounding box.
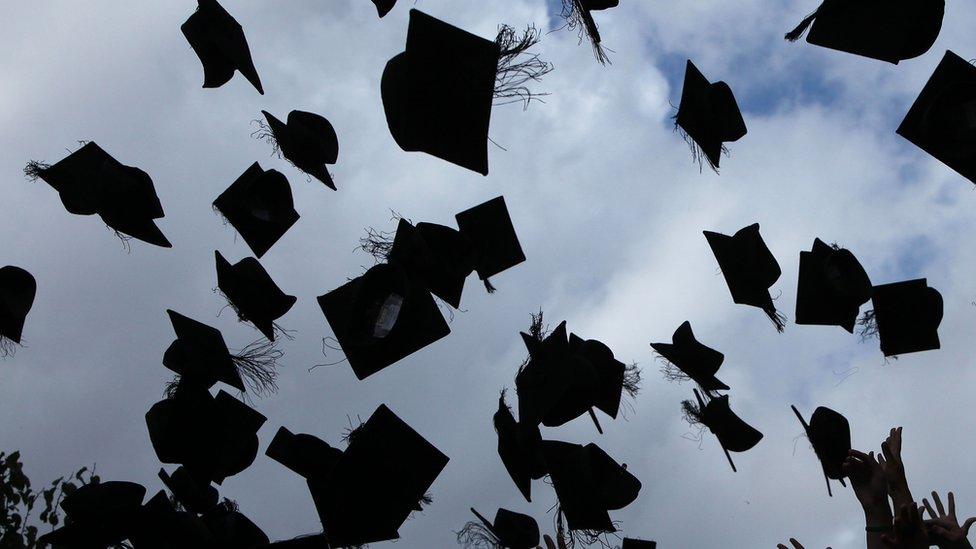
[785,0,944,64]
[622,539,658,549]
[455,196,526,291]
[213,163,300,258]
[651,321,728,393]
[372,0,397,18]
[795,239,872,332]
[382,9,500,175]
[163,309,244,392]
[203,507,270,548]
[309,404,449,547]
[216,251,297,341]
[182,0,264,94]
[560,0,619,64]
[266,426,343,480]
[897,50,976,184]
[317,263,451,380]
[675,60,747,172]
[685,390,763,472]
[705,223,784,331]
[869,278,943,357]
[260,110,339,190]
[791,405,851,497]
[0,266,36,348]
[494,392,546,502]
[27,142,171,248]
[469,507,540,549]
[387,219,476,309]
[158,466,219,515]
[38,481,147,547]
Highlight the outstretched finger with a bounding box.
[923,498,938,520]
[948,491,957,520]
[543,535,557,549]
[881,440,894,464]
[789,538,805,549]
[962,517,976,535]
[933,491,946,517]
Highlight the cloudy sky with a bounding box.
[3,0,976,547]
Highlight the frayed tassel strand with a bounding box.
[785,11,818,42]
[230,338,283,396]
[559,0,612,66]
[857,309,879,342]
[483,278,497,294]
[457,521,501,549]
[656,354,691,383]
[250,119,282,158]
[681,399,704,427]
[622,363,641,398]
[358,227,395,263]
[765,308,787,333]
[494,24,553,109]
[164,375,182,399]
[673,111,722,174]
[23,160,51,182]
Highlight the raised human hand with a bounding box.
[878,427,913,509]
[844,450,890,518]
[881,503,929,549]
[922,491,976,549]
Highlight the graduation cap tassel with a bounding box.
[560,0,611,65]
[856,309,879,341]
[358,226,396,263]
[784,9,820,42]
[230,338,282,396]
[250,119,282,158]
[456,520,502,549]
[483,278,497,293]
[494,24,553,109]
[765,307,787,333]
[672,114,718,174]
[22,160,51,182]
[588,408,605,435]
[622,363,642,398]
[163,375,182,399]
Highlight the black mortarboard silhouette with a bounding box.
[867,278,943,357]
[569,334,636,423]
[387,219,477,308]
[158,466,219,515]
[317,263,451,380]
[785,0,944,64]
[260,535,330,548]
[163,309,281,395]
[182,0,264,94]
[372,0,397,18]
[796,239,872,332]
[516,319,576,428]
[26,141,171,248]
[542,441,640,533]
[622,539,658,549]
[559,0,619,64]
[146,386,266,486]
[216,251,297,341]
[675,60,747,173]
[265,426,344,480]
[494,391,546,502]
[683,390,763,472]
[308,404,449,547]
[0,266,36,355]
[203,504,270,548]
[462,508,541,549]
[37,481,146,547]
[455,196,527,293]
[128,490,216,547]
[897,51,976,184]
[258,110,339,190]
[213,162,300,258]
[791,405,851,497]
[651,321,728,393]
[382,9,499,175]
[705,223,785,332]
